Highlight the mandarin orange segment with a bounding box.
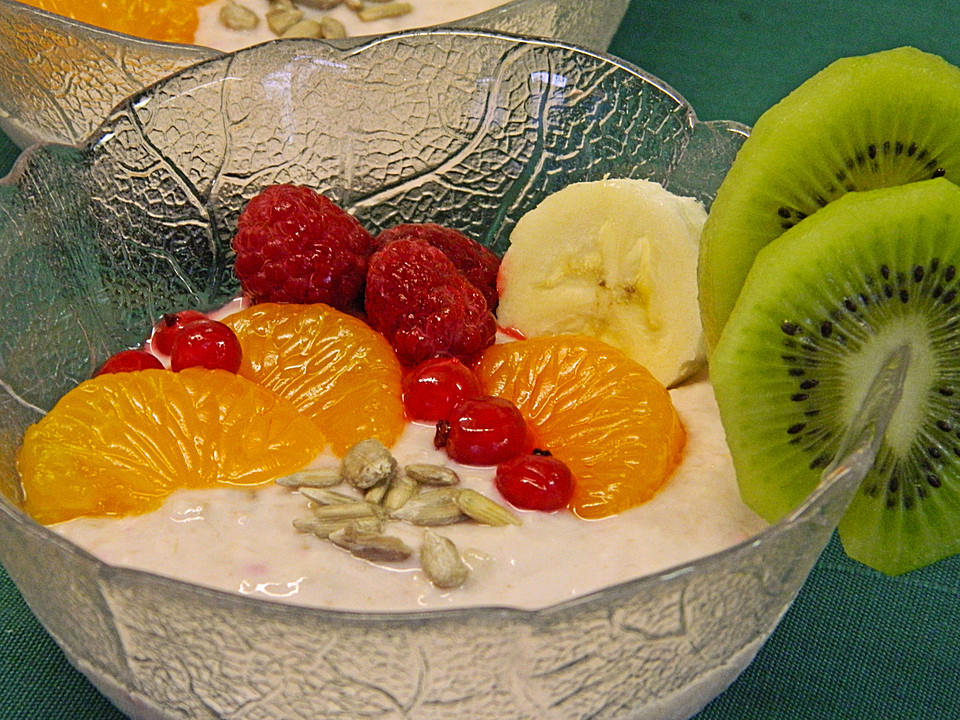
[23,0,205,44]
[223,303,405,456]
[476,335,686,519]
[17,368,324,525]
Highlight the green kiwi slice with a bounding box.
[700,46,960,350]
[711,178,960,575]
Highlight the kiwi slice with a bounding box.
[711,178,960,575]
[699,46,960,349]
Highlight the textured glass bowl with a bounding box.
[0,31,880,720]
[0,0,628,147]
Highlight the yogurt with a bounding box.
[195,0,510,52]
[53,375,767,611]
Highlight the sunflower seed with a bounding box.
[312,502,381,521]
[267,0,303,34]
[382,473,419,512]
[219,0,260,30]
[389,488,465,525]
[364,479,390,505]
[358,1,412,21]
[319,15,347,38]
[299,487,361,506]
[275,468,342,488]
[281,18,324,37]
[340,438,398,489]
[294,515,382,539]
[329,525,413,562]
[420,530,469,588]
[298,0,342,8]
[456,489,521,527]
[404,463,460,487]
[293,516,351,538]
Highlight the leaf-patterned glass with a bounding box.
[0,32,874,720]
[0,0,629,146]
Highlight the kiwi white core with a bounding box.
[842,312,936,456]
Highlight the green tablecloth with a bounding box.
[3,1,960,717]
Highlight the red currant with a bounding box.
[170,319,243,373]
[402,357,481,422]
[94,349,164,376]
[151,310,206,355]
[495,451,574,512]
[440,396,528,465]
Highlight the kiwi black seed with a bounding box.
[699,46,960,350]
[711,178,960,576]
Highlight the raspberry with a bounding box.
[232,184,376,310]
[365,238,497,366]
[375,223,501,310]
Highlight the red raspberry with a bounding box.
[375,223,500,310]
[365,238,497,366]
[232,184,376,310]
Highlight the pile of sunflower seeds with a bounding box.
[278,438,520,589]
[219,0,413,39]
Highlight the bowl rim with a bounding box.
[1,0,626,51]
[0,28,806,623]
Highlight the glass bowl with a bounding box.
[0,30,879,720]
[0,0,628,147]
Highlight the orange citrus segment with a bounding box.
[476,335,686,519]
[223,303,405,456]
[22,0,204,44]
[17,368,324,525]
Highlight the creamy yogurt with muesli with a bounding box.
[52,376,766,611]
[195,0,510,52]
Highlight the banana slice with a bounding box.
[496,178,707,388]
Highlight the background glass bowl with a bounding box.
[0,0,628,148]
[0,29,872,720]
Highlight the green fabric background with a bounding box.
[2,0,960,717]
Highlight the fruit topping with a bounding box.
[151,309,206,355]
[437,396,529,466]
[375,223,501,311]
[496,178,707,388]
[232,184,376,310]
[94,349,164,376]
[476,335,685,519]
[17,368,323,525]
[170,318,243,373]
[223,302,405,455]
[711,179,960,576]
[495,451,574,512]
[365,237,497,366]
[699,46,960,349]
[401,357,482,422]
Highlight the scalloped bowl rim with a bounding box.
[1,0,616,52]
